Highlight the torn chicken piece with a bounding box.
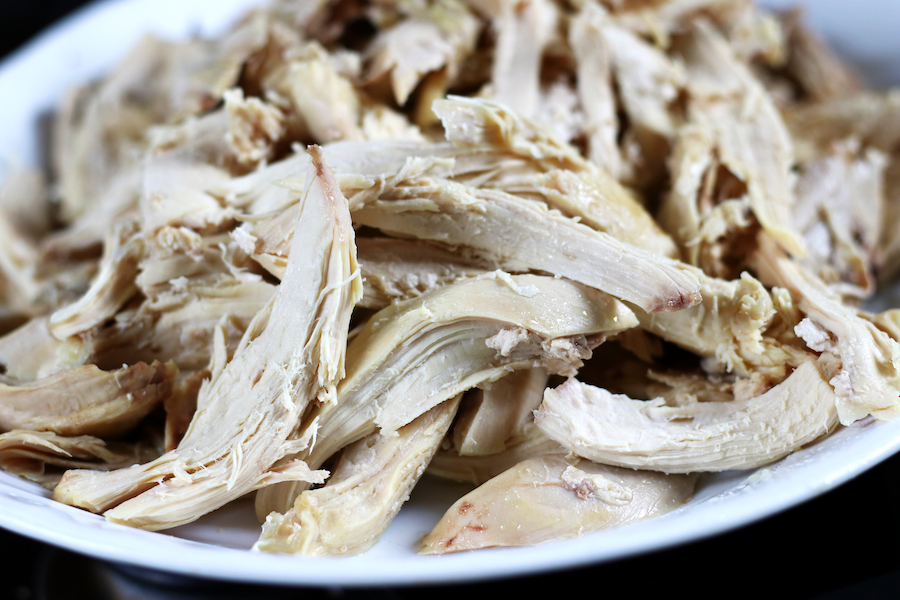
[352,174,701,313]
[780,260,900,425]
[780,8,864,103]
[254,272,636,516]
[503,168,679,258]
[223,88,286,167]
[420,454,696,553]
[0,430,159,489]
[569,2,620,176]
[453,368,548,456]
[53,148,362,529]
[48,219,143,340]
[536,360,837,472]
[634,272,810,380]
[0,207,41,315]
[364,0,479,106]
[489,0,558,119]
[0,361,175,438]
[0,166,50,240]
[429,419,563,485]
[256,395,461,555]
[0,317,91,382]
[678,20,806,258]
[792,140,885,298]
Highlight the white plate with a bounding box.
[1,0,900,588]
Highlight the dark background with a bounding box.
[3,1,900,599]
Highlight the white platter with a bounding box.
[1,0,900,588]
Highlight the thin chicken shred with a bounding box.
[1,0,898,559]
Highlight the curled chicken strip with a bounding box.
[53,148,362,530]
[420,454,696,553]
[535,360,838,473]
[353,175,701,313]
[256,396,461,555]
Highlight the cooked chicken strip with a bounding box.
[780,260,900,425]
[679,20,806,258]
[353,175,701,312]
[420,454,696,553]
[223,88,286,167]
[536,360,837,472]
[0,361,175,438]
[490,0,557,119]
[429,419,563,485]
[53,148,361,529]
[48,219,143,340]
[365,0,479,106]
[0,430,159,489]
[256,395,461,555]
[453,368,548,456]
[254,272,636,516]
[0,317,91,382]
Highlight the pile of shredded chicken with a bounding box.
[2,0,899,556]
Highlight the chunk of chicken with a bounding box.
[256,396,461,555]
[535,360,837,472]
[453,368,548,456]
[53,148,361,530]
[420,454,696,553]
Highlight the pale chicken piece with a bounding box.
[0,361,175,439]
[645,370,737,406]
[878,158,900,281]
[48,219,143,340]
[356,238,487,310]
[635,272,810,380]
[0,207,41,315]
[780,260,900,425]
[600,10,686,139]
[53,149,361,530]
[490,0,558,119]
[780,8,864,103]
[497,168,679,258]
[792,140,886,298]
[0,166,51,240]
[256,396,461,555]
[0,317,91,382]
[535,360,837,472]
[140,158,234,236]
[534,80,585,144]
[432,96,590,173]
[223,88,286,167]
[0,430,159,489]
[87,280,275,373]
[254,273,636,516]
[420,454,696,553]
[784,91,900,163]
[285,44,364,143]
[678,20,806,258]
[360,106,426,142]
[429,419,564,485]
[364,0,479,106]
[453,368,548,456]
[353,174,701,313]
[569,1,621,176]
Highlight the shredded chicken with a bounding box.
[1,0,897,559]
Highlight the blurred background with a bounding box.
[2,1,900,599]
